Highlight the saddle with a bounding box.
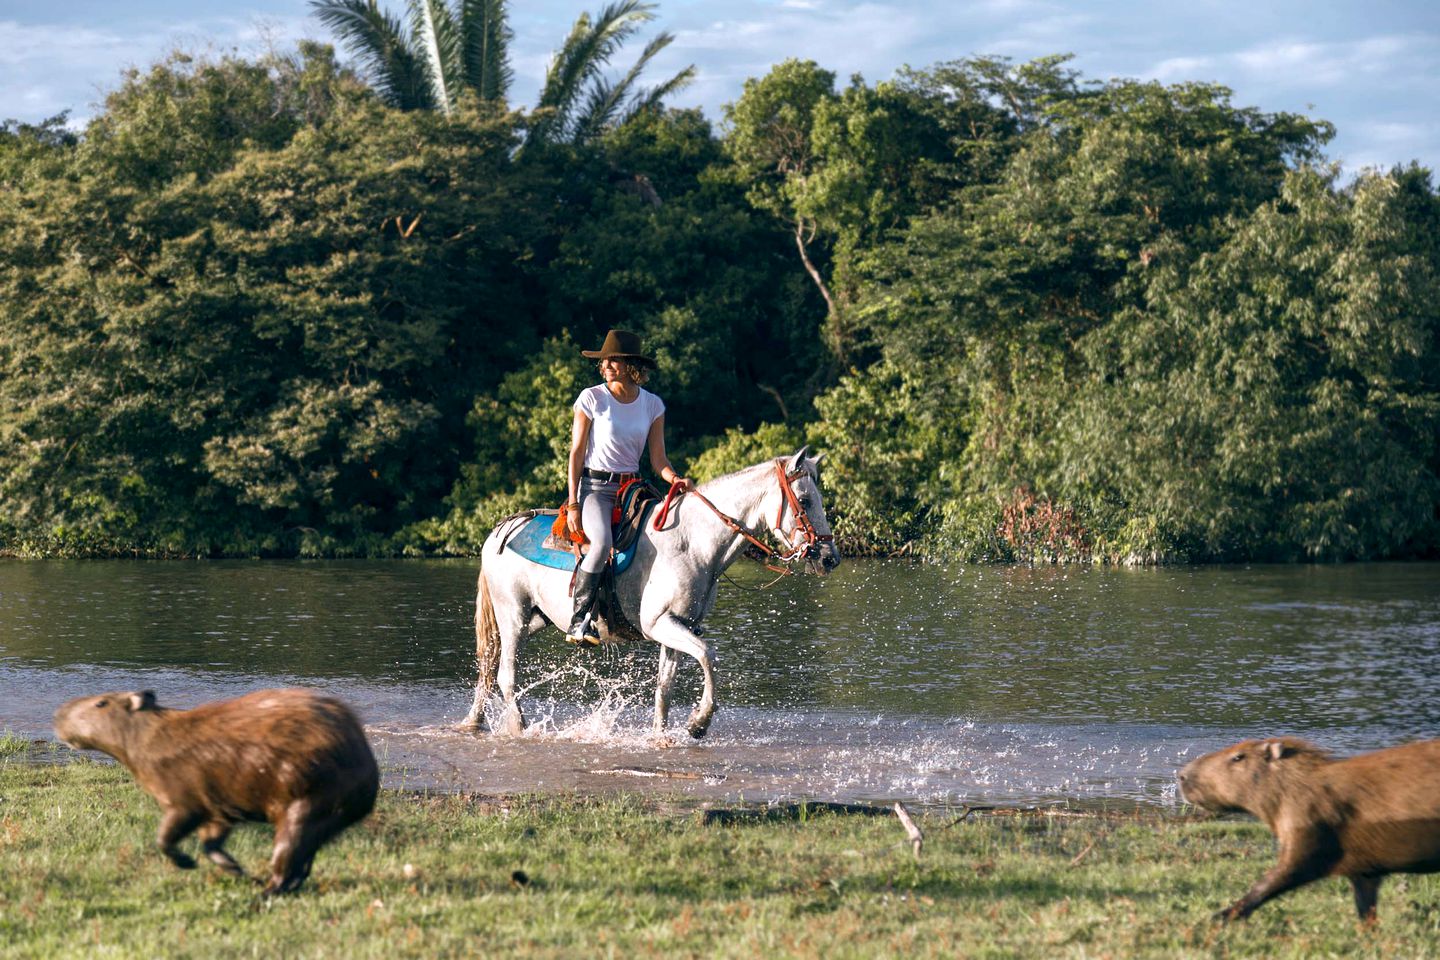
[546,478,661,559]
[498,481,662,644]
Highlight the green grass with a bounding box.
[0,733,31,759]
[2,760,1439,958]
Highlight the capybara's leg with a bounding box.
[198,820,247,879]
[156,808,203,870]
[1220,856,1329,921]
[278,814,347,893]
[1351,875,1382,922]
[263,799,312,895]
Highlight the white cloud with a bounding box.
[1173,34,1423,89]
[0,15,314,123]
[0,20,132,68]
[1151,55,1215,81]
[3,2,1435,176]
[1357,120,1429,144]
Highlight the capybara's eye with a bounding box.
[1230,752,1244,762]
[95,699,109,708]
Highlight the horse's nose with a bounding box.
[822,546,841,571]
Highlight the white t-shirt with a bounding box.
[574,385,665,473]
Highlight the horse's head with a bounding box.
[772,446,841,575]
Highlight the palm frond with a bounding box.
[533,1,656,143]
[536,13,594,112]
[581,1,658,81]
[310,0,435,110]
[460,0,513,101]
[408,0,463,114]
[572,34,693,143]
[612,32,688,110]
[570,77,625,145]
[625,63,696,119]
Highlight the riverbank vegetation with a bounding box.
[2,10,1437,563]
[4,760,1438,958]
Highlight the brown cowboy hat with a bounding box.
[581,329,654,367]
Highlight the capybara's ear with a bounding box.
[1264,740,1294,762]
[128,691,157,712]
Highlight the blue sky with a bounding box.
[3,1,1437,175]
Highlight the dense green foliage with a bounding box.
[7,760,1440,957]
[2,36,1437,561]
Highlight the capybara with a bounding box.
[1178,736,1440,922]
[53,688,379,895]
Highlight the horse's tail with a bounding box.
[462,567,502,730]
[476,569,501,692]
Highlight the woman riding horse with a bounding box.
[565,329,692,645]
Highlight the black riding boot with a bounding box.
[566,568,604,646]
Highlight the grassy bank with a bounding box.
[2,760,1438,958]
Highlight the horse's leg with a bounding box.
[648,613,716,739]
[461,689,485,731]
[496,618,526,736]
[654,644,678,733]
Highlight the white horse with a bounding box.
[461,447,840,739]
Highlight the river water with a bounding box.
[2,559,1437,808]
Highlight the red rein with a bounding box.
[652,459,833,570]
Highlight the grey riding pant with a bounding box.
[577,477,618,574]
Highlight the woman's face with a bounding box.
[599,357,632,385]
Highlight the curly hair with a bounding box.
[601,358,651,385]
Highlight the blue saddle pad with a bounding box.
[502,510,648,574]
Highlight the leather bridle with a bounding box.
[653,458,834,573]
[769,459,835,563]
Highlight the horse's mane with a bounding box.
[696,453,816,492]
[696,457,776,491]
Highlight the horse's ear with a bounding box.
[787,446,812,475]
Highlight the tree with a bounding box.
[724,61,962,364]
[310,0,511,113]
[527,0,695,147]
[1057,167,1440,560]
[540,107,829,441]
[817,67,1342,557]
[723,60,841,354]
[0,53,542,556]
[311,0,693,144]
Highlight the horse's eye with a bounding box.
[799,497,812,509]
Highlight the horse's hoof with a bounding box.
[686,717,711,739]
[501,709,526,737]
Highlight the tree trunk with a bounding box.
[793,218,847,364]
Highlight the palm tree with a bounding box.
[310,0,511,114]
[310,0,693,143]
[528,0,695,147]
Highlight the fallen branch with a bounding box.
[894,802,923,860]
[940,804,995,829]
[392,213,423,237]
[1069,838,1099,867]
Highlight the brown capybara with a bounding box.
[53,688,379,895]
[1178,736,1440,922]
